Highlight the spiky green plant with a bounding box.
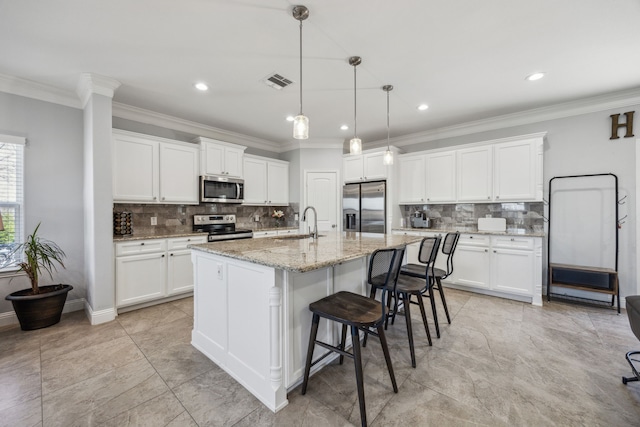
[11,223,66,294]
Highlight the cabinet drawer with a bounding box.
[115,239,167,256]
[457,234,490,247]
[491,236,534,250]
[167,235,208,250]
[253,231,278,238]
[392,230,424,236]
[277,229,298,236]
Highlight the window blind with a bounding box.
[0,134,25,269]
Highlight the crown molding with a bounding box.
[0,73,81,108]
[280,138,345,152]
[111,102,281,152]
[370,87,640,147]
[76,73,121,108]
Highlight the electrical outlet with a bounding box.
[294,213,299,221]
[151,217,157,226]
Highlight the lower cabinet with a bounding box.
[115,236,208,308]
[253,229,298,238]
[391,230,542,305]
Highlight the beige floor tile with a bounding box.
[170,296,195,317]
[128,317,192,357]
[0,356,41,413]
[0,396,41,427]
[41,335,145,394]
[99,390,187,427]
[117,301,189,335]
[145,340,217,389]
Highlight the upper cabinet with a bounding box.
[397,133,545,204]
[243,155,289,205]
[112,130,199,204]
[457,146,492,202]
[398,155,426,204]
[425,150,456,203]
[343,151,387,183]
[493,138,538,201]
[194,137,246,178]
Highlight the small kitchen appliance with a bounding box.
[410,211,432,228]
[193,214,253,242]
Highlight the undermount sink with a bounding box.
[276,234,326,240]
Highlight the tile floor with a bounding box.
[2,289,640,426]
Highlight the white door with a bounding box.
[305,171,338,232]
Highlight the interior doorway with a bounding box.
[304,171,340,232]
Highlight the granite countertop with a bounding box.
[392,227,545,237]
[190,231,422,273]
[113,232,207,242]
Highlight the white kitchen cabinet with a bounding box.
[159,143,199,203]
[491,236,535,296]
[196,137,246,178]
[493,139,536,201]
[112,130,199,204]
[242,155,289,205]
[277,229,298,236]
[448,234,491,289]
[425,150,456,203]
[457,146,492,202]
[398,155,426,203]
[115,235,207,308]
[343,151,387,183]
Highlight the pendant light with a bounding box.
[292,5,309,140]
[382,85,394,165]
[349,56,362,154]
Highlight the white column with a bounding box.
[77,73,121,324]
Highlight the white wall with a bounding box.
[402,104,639,302]
[0,92,85,319]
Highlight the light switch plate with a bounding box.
[151,217,157,226]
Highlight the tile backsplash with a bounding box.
[401,202,545,232]
[113,203,299,236]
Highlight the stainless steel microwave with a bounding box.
[200,175,244,203]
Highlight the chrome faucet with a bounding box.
[302,206,318,239]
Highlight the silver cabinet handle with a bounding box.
[493,250,497,253]
[153,196,157,200]
[170,253,174,256]
[485,249,488,252]
[162,254,165,257]
[140,242,145,245]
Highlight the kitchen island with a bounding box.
[189,232,421,412]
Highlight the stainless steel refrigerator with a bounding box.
[343,181,386,233]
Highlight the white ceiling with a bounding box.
[1,0,639,148]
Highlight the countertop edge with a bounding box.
[391,227,545,238]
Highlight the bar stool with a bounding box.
[380,237,440,367]
[398,236,443,337]
[301,247,405,427]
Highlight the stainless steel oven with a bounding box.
[200,175,244,203]
[193,214,253,242]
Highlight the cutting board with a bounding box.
[477,218,506,232]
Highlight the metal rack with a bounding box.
[547,173,620,313]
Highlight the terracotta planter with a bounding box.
[6,284,73,331]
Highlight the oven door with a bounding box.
[200,176,244,203]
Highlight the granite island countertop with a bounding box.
[189,231,422,273]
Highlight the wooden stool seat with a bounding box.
[309,291,382,326]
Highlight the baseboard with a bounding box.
[84,301,116,325]
[0,297,86,328]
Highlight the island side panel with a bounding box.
[191,250,287,412]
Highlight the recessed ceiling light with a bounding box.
[286,116,295,122]
[340,124,349,130]
[194,82,209,91]
[417,104,429,111]
[526,72,545,81]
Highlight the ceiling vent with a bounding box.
[262,73,294,90]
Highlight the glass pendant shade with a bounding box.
[350,137,362,154]
[293,114,309,139]
[383,148,393,165]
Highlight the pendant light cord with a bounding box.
[299,19,303,116]
[353,64,357,137]
[386,89,390,149]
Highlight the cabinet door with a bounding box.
[159,143,199,204]
[425,151,456,202]
[457,146,492,202]
[113,135,159,202]
[116,252,167,307]
[363,152,387,180]
[449,245,490,289]
[243,157,268,204]
[494,140,535,201]
[202,141,225,176]
[267,161,289,204]
[167,249,195,295]
[398,155,425,203]
[224,147,244,178]
[343,156,364,182]
[492,248,534,295]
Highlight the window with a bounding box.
[0,134,25,270]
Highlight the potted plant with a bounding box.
[4,223,73,330]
